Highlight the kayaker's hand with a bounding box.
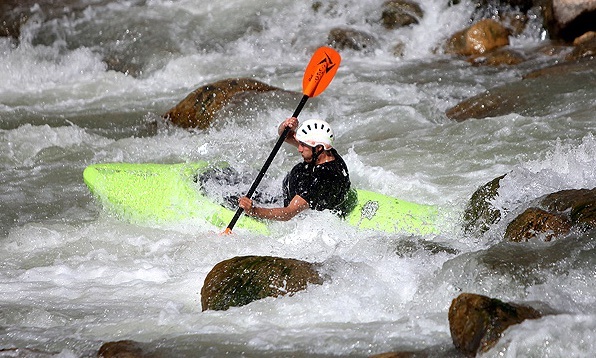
[278,117,299,136]
[238,196,254,215]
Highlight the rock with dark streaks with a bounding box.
[505,188,596,241]
[462,174,506,235]
[449,293,542,356]
[201,255,323,311]
[163,78,287,130]
[504,207,573,241]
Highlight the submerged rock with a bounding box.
[523,55,595,78]
[448,293,542,356]
[446,57,595,121]
[163,78,285,130]
[98,340,145,358]
[327,27,380,52]
[201,255,323,311]
[0,0,99,41]
[0,347,62,357]
[468,48,526,66]
[445,86,520,121]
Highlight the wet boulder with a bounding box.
[327,27,380,52]
[445,19,511,57]
[505,207,572,241]
[201,255,323,311]
[163,78,285,130]
[381,0,424,29]
[448,293,542,356]
[505,188,596,241]
[462,174,506,235]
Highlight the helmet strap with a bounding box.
[311,145,323,167]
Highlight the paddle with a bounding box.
[223,46,341,234]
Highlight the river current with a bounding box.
[1,0,595,357]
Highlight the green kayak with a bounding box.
[83,162,438,235]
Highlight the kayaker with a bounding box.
[238,117,355,221]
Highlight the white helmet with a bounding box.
[295,119,334,150]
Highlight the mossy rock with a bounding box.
[201,255,323,311]
[462,174,506,235]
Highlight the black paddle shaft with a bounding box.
[225,94,310,231]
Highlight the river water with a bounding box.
[1,0,595,357]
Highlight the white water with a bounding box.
[1,0,595,357]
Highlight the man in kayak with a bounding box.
[238,117,355,221]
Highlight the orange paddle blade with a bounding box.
[302,47,341,98]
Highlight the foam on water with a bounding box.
[1,124,112,165]
[1,0,595,356]
[493,134,596,220]
[488,314,596,357]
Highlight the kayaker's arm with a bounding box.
[279,117,300,148]
[239,195,309,221]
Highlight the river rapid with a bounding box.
[1,0,595,357]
